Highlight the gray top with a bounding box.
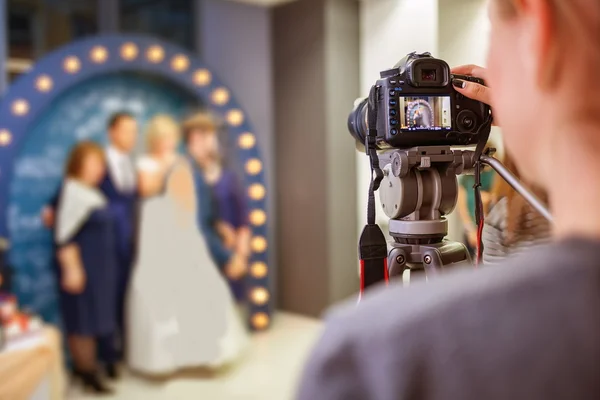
[297,238,600,400]
[483,197,552,265]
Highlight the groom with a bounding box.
[100,112,138,374]
[44,111,138,377]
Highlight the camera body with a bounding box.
[348,52,491,150]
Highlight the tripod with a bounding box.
[374,146,552,284]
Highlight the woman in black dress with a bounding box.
[55,142,118,394]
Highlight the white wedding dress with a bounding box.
[127,158,249,375]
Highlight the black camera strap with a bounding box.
[359,85,388,296]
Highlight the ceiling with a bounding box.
[223,0,297,6]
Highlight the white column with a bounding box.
[357,0,440,238]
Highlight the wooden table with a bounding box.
[0,326,66,400]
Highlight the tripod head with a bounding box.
[377,146,476,279]
[378,146,474,243]
[373,146,552,283]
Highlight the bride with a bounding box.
[127,115,248,375]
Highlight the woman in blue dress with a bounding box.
[54,141,118,394]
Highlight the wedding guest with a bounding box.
[183,112,249,301]
[127,114,249,376]
[54,142,117,394]
[43,111,138,378]
[482,151,551,264]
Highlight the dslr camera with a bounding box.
[348,52,491,150]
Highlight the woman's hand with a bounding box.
[451,65,494,108]
[57,244,86,294]
[216,222,237,250]
[225,253,247,280]
[41,207,55,228]
[235,227,252,258]
[62,265,86,294]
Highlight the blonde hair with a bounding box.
[145,114,180,152]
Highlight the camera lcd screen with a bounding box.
[400,96,452,131]
[421,69,437,82]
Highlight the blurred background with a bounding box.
[0,0,502,399]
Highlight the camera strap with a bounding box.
[359,85,389,296]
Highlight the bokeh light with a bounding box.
[251,312,270,330]
[171,54,190,72]
[250,262,268,279]
[121,42,139,61]
[248,183,266,200]
[35,75,53,92]
[226,109,244,127]
[11,99,29,116]
[238,132,256,150]
[251,236,268,253]
[245,159,263,176]
[249,209,267,226]
[0,130,12,146]
[147,45,165,63]
[193,69,212,86]
[211,88,230,106]
[63,56,81,73]
[250,287,270,306]
[90,46,108,63]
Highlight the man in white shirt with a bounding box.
[97,112,138,379]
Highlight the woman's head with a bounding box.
[65,141,106,186]
[183,112,222,165]
[486,0,600,182]
[145,115,181,156]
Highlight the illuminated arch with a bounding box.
[0,35,271,331]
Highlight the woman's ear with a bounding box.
[517,0,560,90]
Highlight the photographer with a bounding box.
[298,0,600,399]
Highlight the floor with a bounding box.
[68,313,323,400]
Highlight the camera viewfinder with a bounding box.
[422,69,437,82]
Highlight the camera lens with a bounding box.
[457,110,477,133]
[348,98,369,149]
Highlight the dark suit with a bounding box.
[99,173,137,341]
[189,157,232,270]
